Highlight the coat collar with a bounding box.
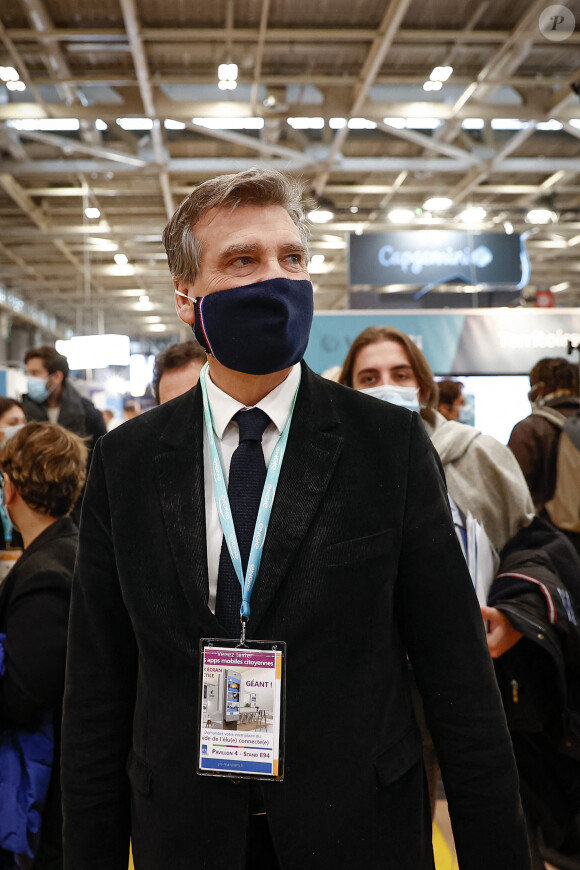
[152,365,344,635]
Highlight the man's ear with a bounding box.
[2,473,16,506]
[174,278,195,326]
[51,370,64,387]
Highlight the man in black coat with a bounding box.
[23,345,106,454]
[61,168,531,870]
[0,422,87,869]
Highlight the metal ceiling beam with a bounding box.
[0,17,52,114]
[24,73,576,90]
[0,173,48,230]
[184,120,315,165]
[312,0,414,196]
[20,182,580,199]
[0,127,27,161]
[378,121,478,163]
[6,26,580,45]
[4,100,580,123]
[119,0,174,219]
[18,0,79,106]
[250,0,270,114]
[1,126,148,167]
[3,156,580,176]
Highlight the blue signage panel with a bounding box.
[349,231,526,289]
[303,310,580,376]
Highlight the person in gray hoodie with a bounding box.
[339,325,535,554]
[339,324,537,825]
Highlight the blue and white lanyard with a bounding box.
[199,363,299,633]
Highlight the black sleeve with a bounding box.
[395,415,530,870]
[0,571,70,726]
[61,439,137,870]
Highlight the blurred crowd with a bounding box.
[0,327,579,870]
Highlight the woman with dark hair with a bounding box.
[339,325,534,553]
[0,399,26,442]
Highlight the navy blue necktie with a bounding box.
[215,407,270,635]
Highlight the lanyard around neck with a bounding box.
[200,364,300,630]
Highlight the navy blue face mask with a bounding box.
[189,277,314,376]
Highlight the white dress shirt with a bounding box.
[203,363,301,613]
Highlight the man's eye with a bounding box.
[234,256,253,266]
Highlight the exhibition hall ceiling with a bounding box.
[0,0,580,338]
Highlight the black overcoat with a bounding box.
[61,365,529,870]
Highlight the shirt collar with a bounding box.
[205,363,301,439]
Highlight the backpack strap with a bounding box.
[532,407,566,429]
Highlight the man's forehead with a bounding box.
[194,202,299,236]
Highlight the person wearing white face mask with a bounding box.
[437,379,469,423]
[339,325,537,828]
[339,325,535,555]
[22,346,105,454]
[0,398,26,443]
[0,399,27,551]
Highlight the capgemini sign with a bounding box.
[349,230,526,289]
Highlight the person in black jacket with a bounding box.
[487,517,580,870]
[0,422,87,869]
[22,345,105,454]
[61,168,530,870]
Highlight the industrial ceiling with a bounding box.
[1,0,580,342]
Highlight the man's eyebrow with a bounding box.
[217,241,307,260]
[279,241,307,255]
[218,242,261,260]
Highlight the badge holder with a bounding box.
[197,635,286,781]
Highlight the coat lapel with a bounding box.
[248,365,344,631]
[153,387,220,631]
[152,368,344,636]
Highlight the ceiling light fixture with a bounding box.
[423,81,442,92]
[430,66,453,82]
[6,81,26,92]
[84,207,101,219]
[309,254,326,273]
[406,117,440,130]
[287,117,324,129]
[0,66,19,82]
[458,206,487,224]
[348,118,377,129]
[117,118,153,130]
[536,120,563,131]
[307,209,334,224]
[525,209,557,224]
[164,119,186,130]
[7,118,79,131]
[423,197,452,211]
[114,253,129,265]
[388,209,415,223]
[192,117,264,130]
[462,118,485,130]
[491,119,528,130]
[218,63,238,91]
